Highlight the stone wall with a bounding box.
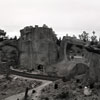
[19,25,59,69]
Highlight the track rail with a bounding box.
[10,69,62,81]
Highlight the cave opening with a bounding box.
[37,64,44,71]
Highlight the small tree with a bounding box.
[43,24,48,28]
[56,37,61,46]
[14,36,17,40]
[0,30,6,38]
[90,31,98,45]
[72,35,77,39]
[79,31,89,42]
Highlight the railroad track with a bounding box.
[10,69,62,81]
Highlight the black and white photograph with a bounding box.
[0,0,100,100]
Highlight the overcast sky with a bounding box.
[0,0,100,38]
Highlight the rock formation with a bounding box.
[19,25,59,69]
[86,46,100,83]
[1,25,100,85]
[59,36,86,61]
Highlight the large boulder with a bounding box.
[69,63,89,78]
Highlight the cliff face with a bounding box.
[0,40,19,74]
[88,52,100,83]
[19,25,59,69]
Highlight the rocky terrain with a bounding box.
[0,25,100,100]
[40,77,100,100]
[0,75,42,100]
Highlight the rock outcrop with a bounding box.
[88,53,100,83]
[19,25,59,69]
[59,36,86,61]
[84,45,100,83]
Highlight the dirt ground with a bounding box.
[3,81,52,100]
[40,77,100,100]
[0,75,42,100]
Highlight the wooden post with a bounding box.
[24,87,29,100]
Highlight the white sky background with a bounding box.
[0,0,100,38]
